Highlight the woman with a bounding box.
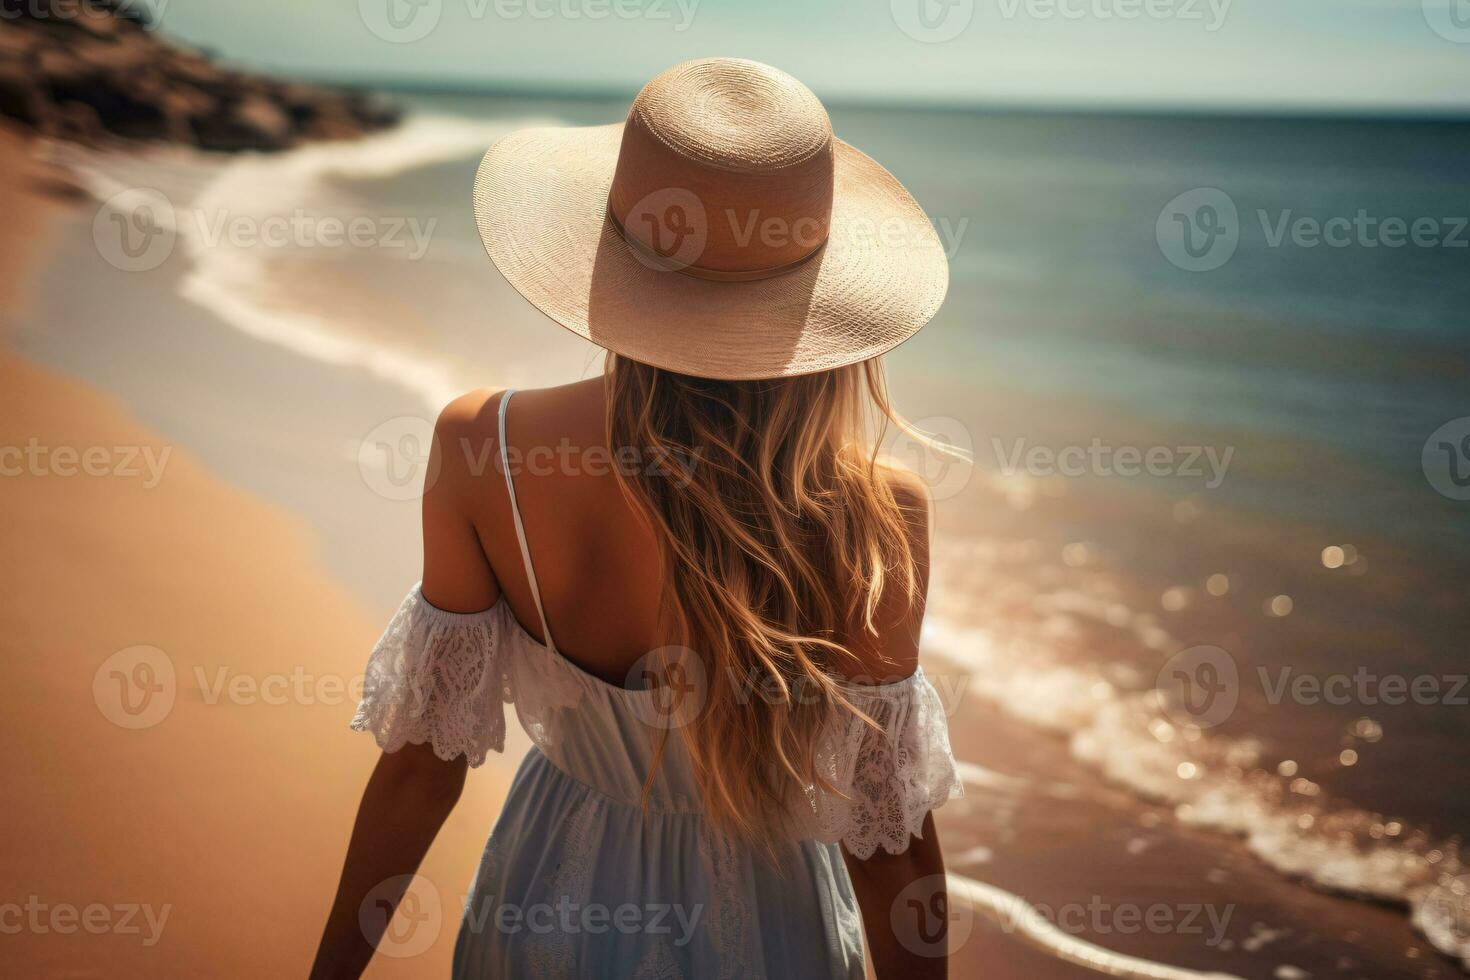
[312,58,961,979]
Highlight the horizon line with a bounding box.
[309,73,1470,123]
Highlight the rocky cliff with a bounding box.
[0,0,398,151]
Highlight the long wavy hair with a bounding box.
[606,353,932,846]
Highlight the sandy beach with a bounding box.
[0,132,520,978]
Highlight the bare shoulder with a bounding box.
[428,388,505,494]
[434,387,501,441]
[420,388,506,610]
[429,378,606,495]
[832,463,932,685]
[877,462,932,545]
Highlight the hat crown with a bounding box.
[632,58,833,172]
[607,58,837,279]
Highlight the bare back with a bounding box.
[422,375,928,688]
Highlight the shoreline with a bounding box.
[0,125,69,324]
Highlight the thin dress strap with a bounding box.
[498,390,557,653]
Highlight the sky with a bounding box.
[151,0,1470,112]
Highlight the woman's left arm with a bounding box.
[840,470,955,977]
[843,815,949,979]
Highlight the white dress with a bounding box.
[351,390,963,979]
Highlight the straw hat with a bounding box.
[473,58,948,380]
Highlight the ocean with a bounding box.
[22,94,1470,977]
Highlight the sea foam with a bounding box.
[57,114,558,411]
[926,539,1469,972]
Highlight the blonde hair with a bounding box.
[606,354,929,848]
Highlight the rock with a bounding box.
[193,94,294,151]
[34,47,93,86]
[0,0,399,151]
[0,32,33,59]
[49,100,105,143]
[0,65,44,128]
[89,0,154,28]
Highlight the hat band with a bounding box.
[607,207,825,283]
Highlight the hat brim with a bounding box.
[472,123,948,380]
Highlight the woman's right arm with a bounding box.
[312,393,502,978]
[309,746,466,979]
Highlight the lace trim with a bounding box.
[349,585,593,768]
[804,668,964,859]
[350,585,510,767]
[352,587,964,856]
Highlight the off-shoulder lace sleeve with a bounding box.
[807,667,963,859]
[350,584,510,767]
